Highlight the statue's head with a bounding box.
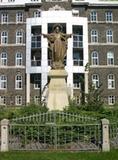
[53,24,62,32]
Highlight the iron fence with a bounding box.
[9,123,101,151]
[11,111,98,124]
[109,122,118,149]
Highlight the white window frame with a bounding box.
[16,52,23,66]
[1,52,7,66]
[15,95,22,106]
[74,95,80,105]
[107,52,114,65]
[33,10,41,17]
[108,74,115,89]
[108,96,115,105]
[106,29,113,43]
[91,51,99,65]
[0,75,7,90]
[90,11,97,22]
[91,30,98,43]
[34,95,40,104]
[92,74,99,89]
[15,74,22,89]
[34,75,41,89]
[1,31,8,44]
[0,96,6,105]
[1,13,8,24]
[106,11,113,22]
[16,30,23,44]
[16,12,23,23]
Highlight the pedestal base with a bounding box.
[47,70,69,110]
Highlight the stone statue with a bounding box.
[43,24,71,69]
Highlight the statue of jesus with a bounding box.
[43,24,71,69]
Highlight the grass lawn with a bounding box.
[0,150,118,160]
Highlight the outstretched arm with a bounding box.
[66,34,72,38]
[42,34,49,38]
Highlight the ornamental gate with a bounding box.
[9,112,101,151]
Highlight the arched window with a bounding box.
[0,96,6,105]
[15,95,22,105]
[1,52,7,66]
[106,11,113,22]
[16,52,23,66]
[15,74,22,89]
[91,51,99,65]
[91,30,98,43]
[92,74,99,89]
[16,30,23,44]
[1,13,8,24]
[108,96,115,105]
[90,11,97,22]
[0,75,7,89]
[106,29,113,43]
[107,52,114,65]
[108,74,115,89]
[1,31,8,44]
[16,12,23,23]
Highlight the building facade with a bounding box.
[0,0,118,106]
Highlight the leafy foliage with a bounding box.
[84,84,104,111]
[0,103,48,121]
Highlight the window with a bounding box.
[15,95,22,105]
[15,74,22,89]
[92,74,99,89]
[108,96,115,105]
[106,11,113,22]
[74,95,80,105]
[8,0,15,2]
[107,52,114,65]
[16,52,23,66]
[1,31,8,44]
[91,51,99,65]
[1,52,7,66]
[1,13,8,24]
[0,96,6,105]
[16,12,23,23]
[0,75,7,89]
[33,10,41,17]
[16,30,23,44]
[34,95,40,104]
[34,74,41,89]
[91,30,98,43]
[106,29,113,43]
[108,74,115,89]
[90,11,97,22]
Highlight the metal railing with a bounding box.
[73,59,83,66]
[9,122,101,151]
[110,122,118,149]
[11,111,98,124]
[31,60,41,66]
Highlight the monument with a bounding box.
[43,24,71,110]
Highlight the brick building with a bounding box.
[0,0,118,106]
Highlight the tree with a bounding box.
[85,84,103,111]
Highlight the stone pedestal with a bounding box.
[47,69,69,110]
